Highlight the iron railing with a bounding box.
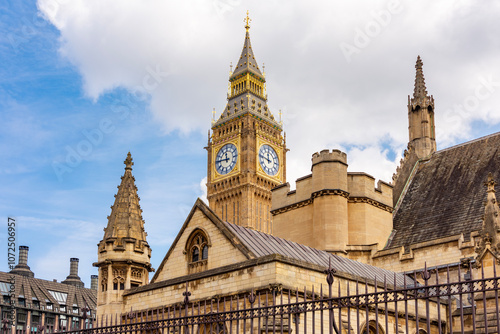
[6,262,500,334]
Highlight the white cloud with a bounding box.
[199,177,208,204]
[36,0,500,188]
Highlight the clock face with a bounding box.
[258,145,279,176]
[215,143,238,175]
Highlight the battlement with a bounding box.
[272,148,393,252]
[347,173,393,208]
[272,149,393,212]
[312,149,348,167]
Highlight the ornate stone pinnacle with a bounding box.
[124,152,134,170]
[413,55,428,99]
[486,172,497,193]
[476,172,500,260]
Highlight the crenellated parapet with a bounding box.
[272,149,393,253]
[348,173,393,213]
[311,149,347,166]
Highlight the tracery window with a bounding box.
[113,276,125,290]
[188,232,208,263]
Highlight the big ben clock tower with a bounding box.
[206,13,286,233]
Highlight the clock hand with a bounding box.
[215,157,230,164]
[259,154,271,164]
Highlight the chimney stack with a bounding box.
[10,246,34,277]
[90,275,98,291]
[70,258,79,276]
[19,246,29,265]
[62,258,84,288]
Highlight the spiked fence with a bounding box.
[11,262,500,334]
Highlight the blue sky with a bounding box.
[1,0,500,286]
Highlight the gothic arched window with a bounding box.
[187,230,209,263]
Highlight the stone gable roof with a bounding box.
[149,199,412,290]
[388,131,500,249]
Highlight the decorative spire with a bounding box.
[476,173,500,259]
[406,55,436,158]
[231,12,263,79]
[413,56,428,99]
[102,153,148,247]
[213,12,280,129]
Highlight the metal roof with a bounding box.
[223,222,413,287]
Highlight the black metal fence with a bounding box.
[8,262,500,334]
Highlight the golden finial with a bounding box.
[212,108,216,124]
[244,10,251,31]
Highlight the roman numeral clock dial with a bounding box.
[259,145,279,176]
[215,143,238,175]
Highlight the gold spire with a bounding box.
[244,10,251,31]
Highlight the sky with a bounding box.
[1,0,500,287]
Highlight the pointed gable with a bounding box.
[151,199,253,283]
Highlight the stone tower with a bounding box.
[206,13,286,233]
[94,152,153,317]
[393,56,437,206]
[408,55,436,159]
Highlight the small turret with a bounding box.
[407,56,436,159]
[311,149,349,252]
[94,152,153,317]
